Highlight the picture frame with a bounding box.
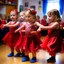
[30,6,35,10]
[25,2,29,7]
[19,5,24,12]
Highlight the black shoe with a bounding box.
[20,52,25,57]
[14,53,21,57]
[47,56,56,63]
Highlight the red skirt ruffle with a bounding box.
[2,32,20,49]
[41,35,62,56]
[21,33,42,52]
[15,33,27,51]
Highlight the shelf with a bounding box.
[0,0,18,16]
[0,3,17,6]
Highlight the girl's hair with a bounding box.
[27,8,37,15]
[43,15,47,19]
[19,11,25,16]
[36,15,40,19]
[26,8,37,21]
[9,9,18,15]
[47,9,61,22]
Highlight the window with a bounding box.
[46,0,59,14]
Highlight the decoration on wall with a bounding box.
[30,6,35,10]
[25,2,29,7]
[19,5,24,12]
[38,1,41,5]
[38,6,42,10]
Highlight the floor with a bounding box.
[0,44,64,64]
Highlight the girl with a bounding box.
[2,9,20,57]
[15,8,42,63]
[14,11,26,57]
[0,14,7,45]
[35,9,62,62]
[40,15,47,36]
[1,14,9,38]
[36,15,40,23]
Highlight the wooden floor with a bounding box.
[0,44,64,64]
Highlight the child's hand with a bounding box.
[15,29,18,33]
[19,30,25,34]
[37,27,41,32]
[34,22,41,27]
[31,31,36,35]
[1,24,5,29]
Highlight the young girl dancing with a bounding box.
[2,9,20,57]
[14,11,26,57]
[15,8,42,63]
[35,9,62,62]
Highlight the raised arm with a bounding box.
[4,21,20,28]
[40,22,59,30]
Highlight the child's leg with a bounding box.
[14,49,25,57]
[14,48,21,57]
[22,51,30,62]
[8,48,14,57]
[30,52,37,63]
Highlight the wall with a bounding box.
[0,5,6,14]
[18,0,43,20]
[18,0,24,12]
[23,0,43,20]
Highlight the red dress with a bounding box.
[15,22,27,51]
[41,28,62,56]
[2,22,20,49]
[0,20,7,41]
[41,19,47,26]
[21,22,42,52]
[1,20,6,24]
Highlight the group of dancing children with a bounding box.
[1,8,64,63]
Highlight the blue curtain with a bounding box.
[42,0,48,15]
[59,0,64,15]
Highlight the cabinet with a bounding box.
[0,0,18,16]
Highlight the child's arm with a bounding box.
[34,22,43,32]
[40,22,59,30]
[15,24,25,33]
[4,22,20,28]
[35,22,59,30]
[2,22,11,29]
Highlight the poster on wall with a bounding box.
[38,6,42,11]
[19,5,24,12]
[30,6,35,10]
[38,1,41,5]
[25,2,29,7]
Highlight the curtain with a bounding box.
[42,0,48,15]
[59,0,64,15]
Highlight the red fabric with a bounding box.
[15,22,26,51]
[17,22,42,52]
[3,32,20,49]
[36,19,40,23]
[41,19,47,26]
[1,20,6,24]
[21,33,42,52]
[8,0,13,2]
[61,22,64,26]
[15,33,27,51]
[0,20,6,29]
[2,22,20,49]
[41,28,62,56]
